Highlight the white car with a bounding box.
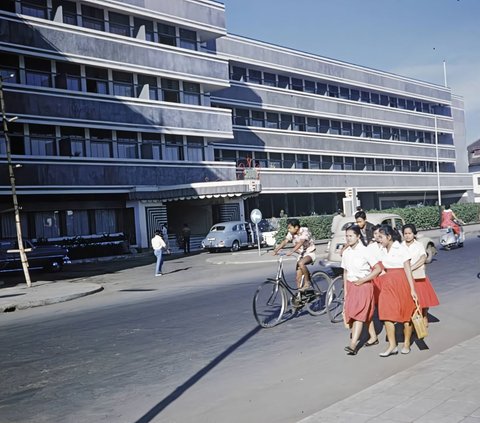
[322,213,437,269]
[201,221,257,252]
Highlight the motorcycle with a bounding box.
[439,221,464,251]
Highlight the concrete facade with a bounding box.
[0,0,472,247]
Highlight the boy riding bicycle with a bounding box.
[273,218,316,291]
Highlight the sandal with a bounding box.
[365,339,379,347]
[344,346,357,355]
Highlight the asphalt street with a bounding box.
[0,236,479,423]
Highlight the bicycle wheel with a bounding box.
[253,280,287,328]
[326,275,345,323]
[306,271,331,316]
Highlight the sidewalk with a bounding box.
[299,334,480,422]
[0,281,103,312]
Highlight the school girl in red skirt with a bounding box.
[341,225,382,355]
[402,224,439,327]
[377,225,418,357]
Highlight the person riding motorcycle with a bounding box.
[440,204,463,240]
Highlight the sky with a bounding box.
[219,0,480,146]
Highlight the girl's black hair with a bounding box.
[378,224,402,242]
[402,223,417,235]
[371,224,381,232]
[287,218,300,228]
[345,224,362,237]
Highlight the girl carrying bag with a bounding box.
[412,299,428,339]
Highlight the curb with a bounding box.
[0,284,104,313]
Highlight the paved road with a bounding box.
[0,236,479,423]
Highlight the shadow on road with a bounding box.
[0,252,196,287]
[133,325,262,423]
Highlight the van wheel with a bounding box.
[231,241,240,252]
[425,244,436,264]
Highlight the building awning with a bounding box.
[128,180,261,202]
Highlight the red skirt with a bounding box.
[378,268,415,323]
[344,280,375,323]
[370,261,384,305]
[415,276,439,308]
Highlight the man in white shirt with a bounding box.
[151,229,166,276]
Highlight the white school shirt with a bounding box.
[405,239,426,279]
[379,241,412,269]
[151,234,166,251]
[366,241,382,264]
[341,243,378,282]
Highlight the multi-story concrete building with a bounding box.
[0,0,472,249]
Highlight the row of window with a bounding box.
[1,0,201,50]
[1,124,206,161]
[217,105,453,145]
[230,66,451,117]
[1,208,118,239]
[1,53,203,104]
[214,149,454,173]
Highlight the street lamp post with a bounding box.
[434,115,442,207]
[0,75,31,287]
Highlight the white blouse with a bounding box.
[366,241,382,264]
[405,239,426,279]
[341,242,378,281]
[379,241,412,269]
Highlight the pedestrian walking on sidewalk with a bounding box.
[152,229,166,276]
[402,224,439,327]
[341,225,382,355]
[376,225,417,357]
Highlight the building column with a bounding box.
[126,200,167,249]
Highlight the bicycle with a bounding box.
[326,274,345,323]
[252,253,332,328]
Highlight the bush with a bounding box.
[274,215,333,244]
[368,203,480,230]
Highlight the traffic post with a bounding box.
[250,208,262,256]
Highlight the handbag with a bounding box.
[411,299,428,339]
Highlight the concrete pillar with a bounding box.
[52,3,63,22]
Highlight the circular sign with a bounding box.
[250,208,262,224]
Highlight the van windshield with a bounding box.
[210,226,225,232]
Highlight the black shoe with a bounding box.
[345,346,357,355]
[365,339,379,347]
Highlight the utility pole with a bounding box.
[0,75,31,287]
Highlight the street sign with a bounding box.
[250,208,262,224]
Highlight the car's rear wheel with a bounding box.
[46,259,63,272]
